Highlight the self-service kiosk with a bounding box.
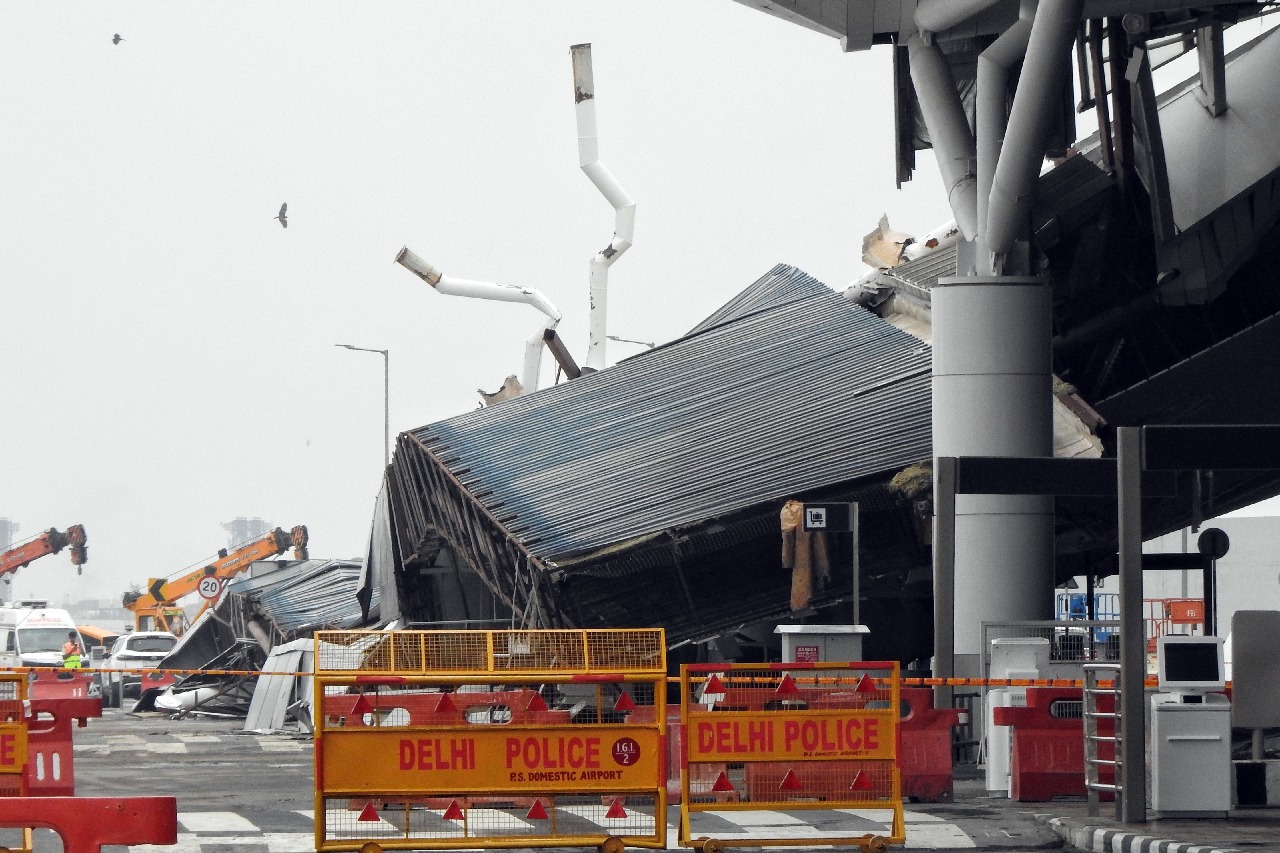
[1150,635,1232,817]
[985,637,1050,795]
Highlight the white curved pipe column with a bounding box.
[985,0,1085,270]
[907,35,979,240]
[572,43,635,373]
[976,18,1032,253]
[932,276,1054,665]
[395,247,562,393]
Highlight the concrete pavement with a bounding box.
[13,708,1280,852]
[950,766,1280,853]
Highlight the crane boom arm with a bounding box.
[123,525,308,613]
[0,526,88,578]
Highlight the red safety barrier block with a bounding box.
[899,687,964,803]
[992,686,1114,802]
[27,669,95,700]
[26,697,102,796]
[0,796,177,853]
[324,689,572,728]
[137,670,179,695]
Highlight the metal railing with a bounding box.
[951,690,981,764]
[1083,663,1121,817]
[981,620,1122,684]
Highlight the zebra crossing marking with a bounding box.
[178,811,259,832]
[130,804,976,852]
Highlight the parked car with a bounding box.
[102,631,178,706]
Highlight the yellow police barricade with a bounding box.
[0,673,28,796]
[0,672,31,853]
[678,661,904,853]
[314,629,666,853]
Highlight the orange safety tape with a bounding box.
[1,669,1226,690]
[665,674,1208,689]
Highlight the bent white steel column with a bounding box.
[932,276,1055,668]
[572,43,635,373]
[395,246,562,393]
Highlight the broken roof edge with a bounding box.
[546,470,908,575]
[547,529,669,570]
[684,263,839,337]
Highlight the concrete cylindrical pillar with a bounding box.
[932,275,1056,666]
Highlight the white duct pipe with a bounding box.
[907,35,979,240]
[915,0,1005,36]
[985,0,1086,266]
[395,246,562,393]
[976,15,1033,246]
[901,219,963,262]
[572,43,635,373]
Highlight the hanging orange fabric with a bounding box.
[780,500,830,610]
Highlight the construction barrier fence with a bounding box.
[313,628,667,853]
[0,675,27,798]
[679,662,904,853]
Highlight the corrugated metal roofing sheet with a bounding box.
[876,243,957,296]
[411,263,933,563]
[686,264,835,335]
[226,559,372,632]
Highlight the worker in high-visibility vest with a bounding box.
[61,631,83,669]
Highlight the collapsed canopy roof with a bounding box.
[368,264,939,652]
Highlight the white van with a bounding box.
[0,601,83,669]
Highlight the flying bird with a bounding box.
[112,33,124,44]
[275,203,288,228]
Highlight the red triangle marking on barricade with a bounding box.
[442,800,465,820]
[605,798,628,819]
[779,769,803,791]
[850,770,873,791]
[525,800,549,820]
[526,692,548,712]
[775,673,800,696]
[854,673,876,693]
[351,694,374,716]
[614,692,636,712]
[712,771,736,793]
[358,803,380,822]
[434,692,457,713]
[704,674,725,694]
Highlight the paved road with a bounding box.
[6,707,1069,853]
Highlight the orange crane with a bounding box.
[122,525,308,635]
[0,525,88,578]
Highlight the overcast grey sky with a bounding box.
[0,1,959,614]
[8,3,1265,617]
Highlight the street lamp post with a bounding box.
[336,344,390,468]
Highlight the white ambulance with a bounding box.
[0,600,83,669]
